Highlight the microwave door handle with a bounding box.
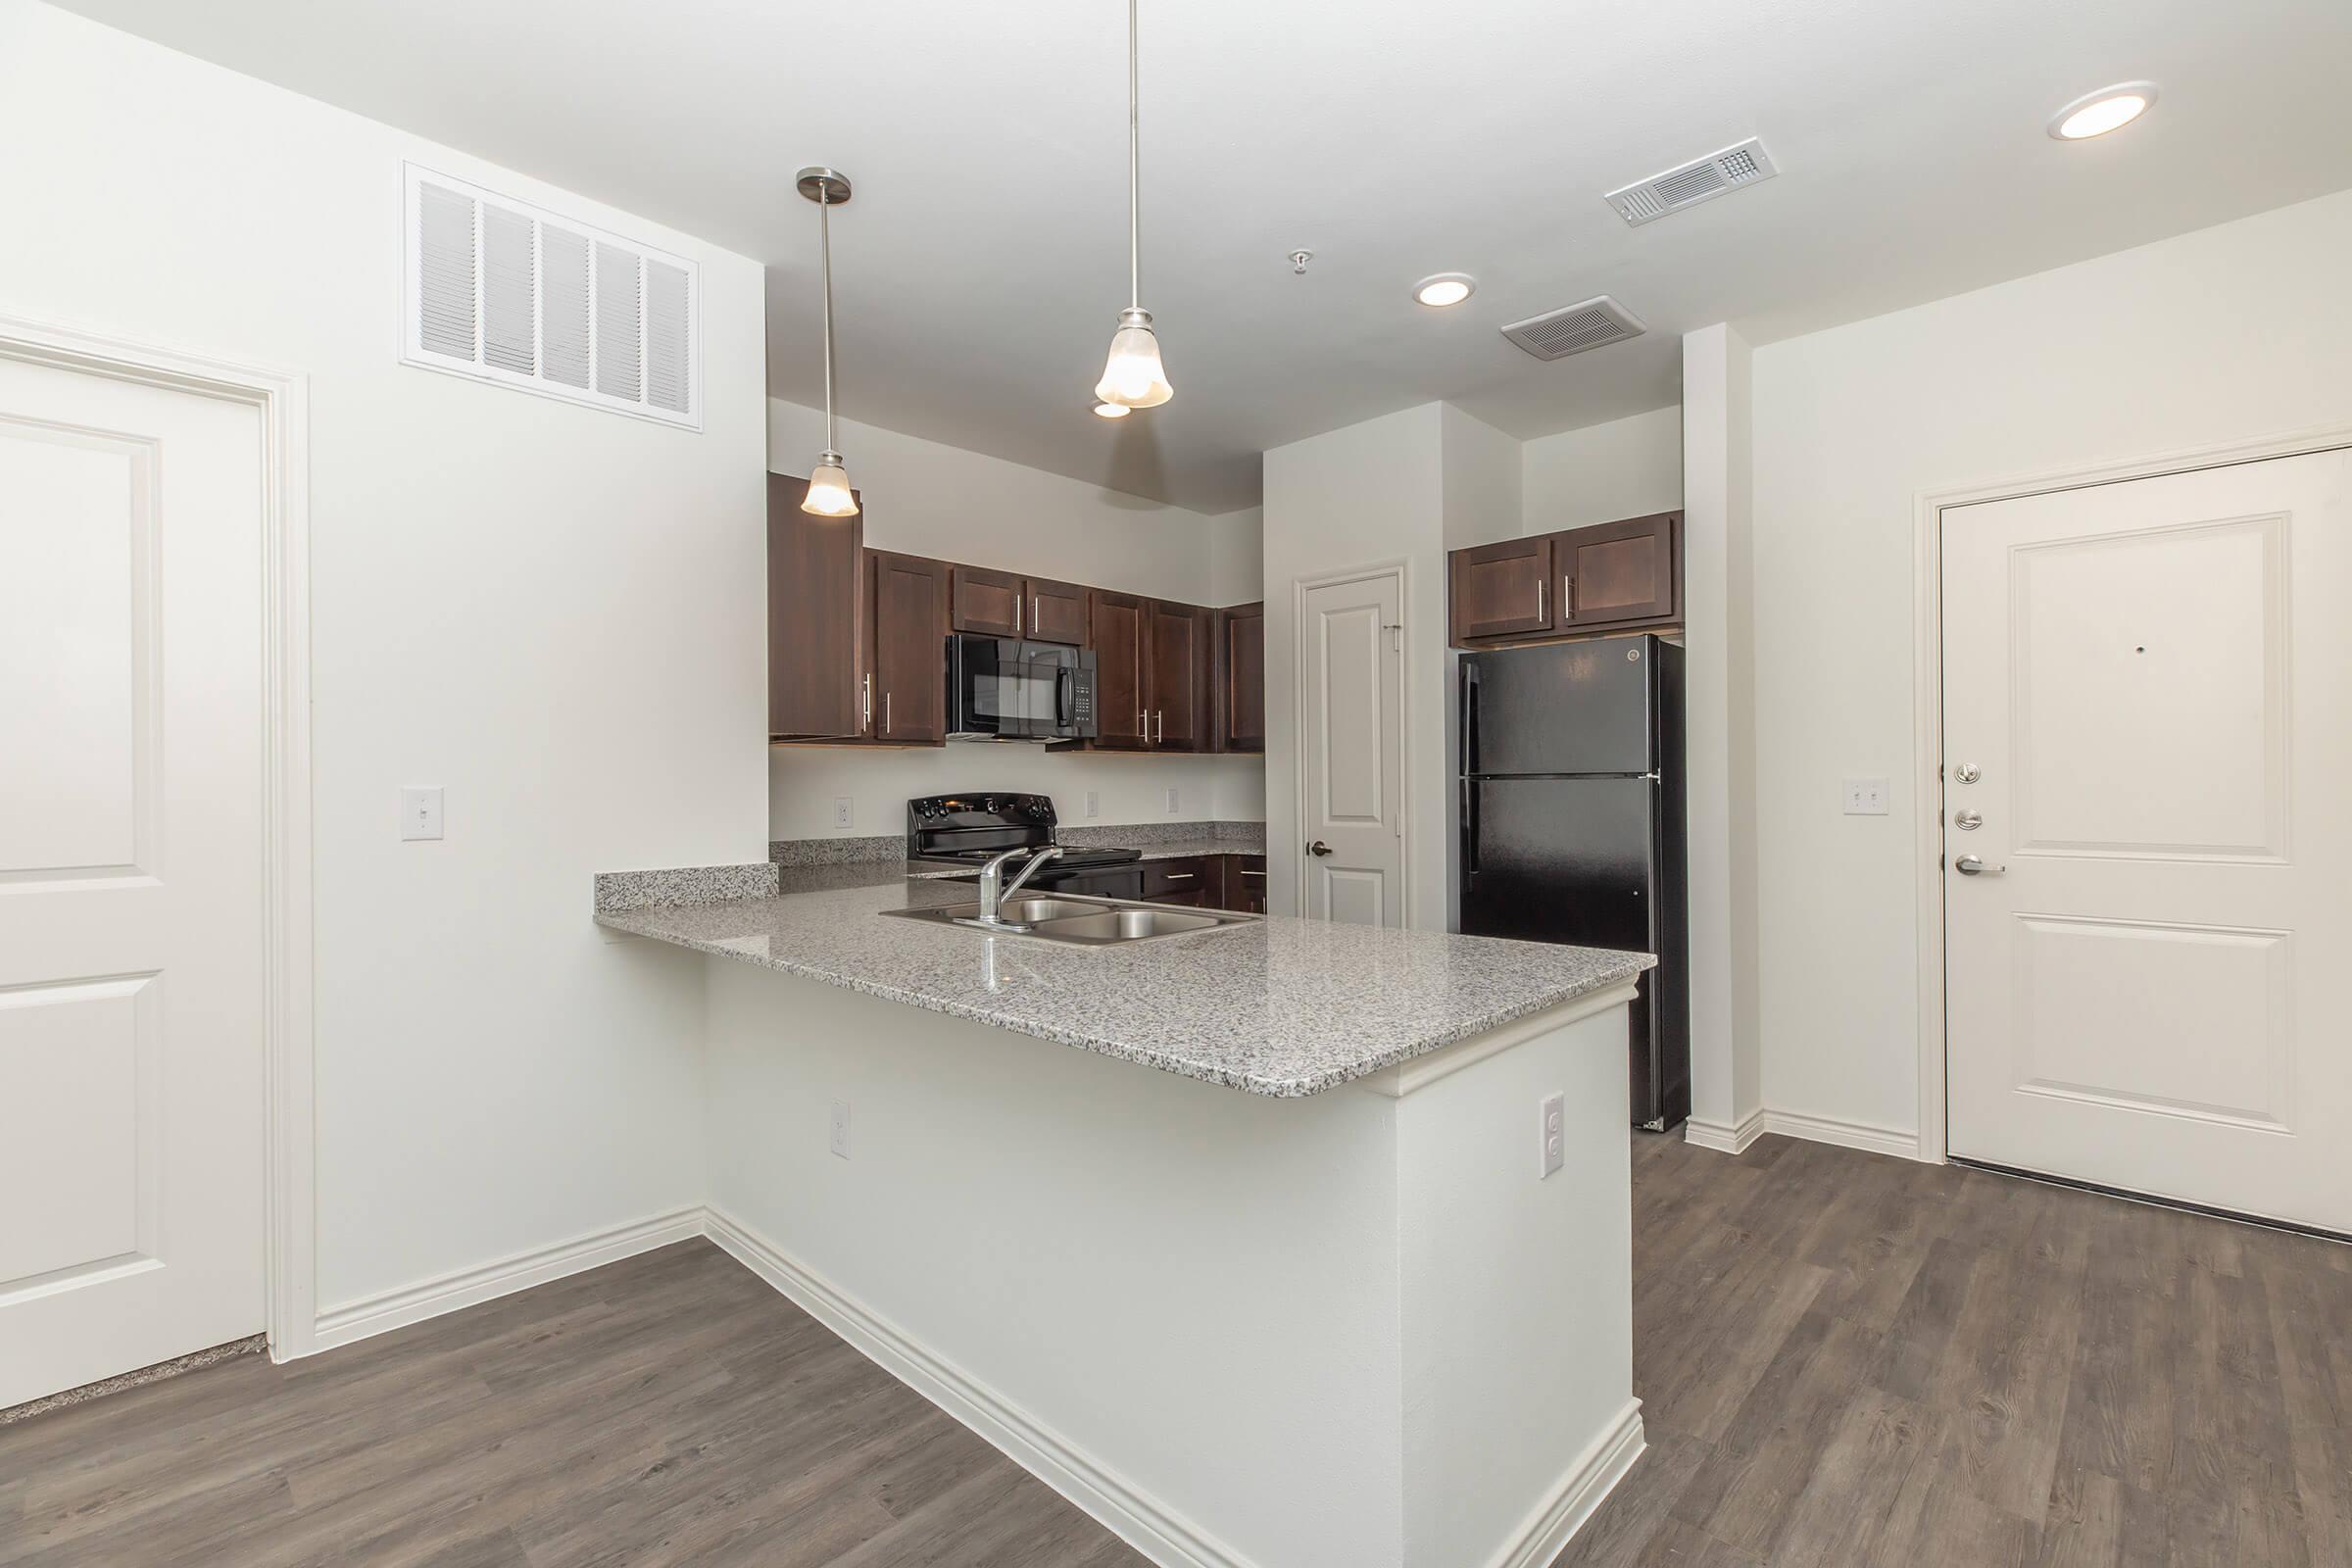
[1056,665,1073,728]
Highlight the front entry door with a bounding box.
[1942,450,2352,1234]
[0,354,270,1406]
[1298,571,1404,926]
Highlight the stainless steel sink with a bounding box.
[881,892,1258,946]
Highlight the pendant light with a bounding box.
[796,166,859,516]
[1093,0,1172,410]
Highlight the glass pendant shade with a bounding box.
[1094,310,1173,409]
[801,455,858,516]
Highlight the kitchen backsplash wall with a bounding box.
[769,745,1266,840]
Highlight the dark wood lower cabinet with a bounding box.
[1134,854,1265,913]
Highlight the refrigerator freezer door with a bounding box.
[1462,636,1657,776]
[1460,775,1668,1126]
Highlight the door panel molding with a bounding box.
[0,312,317,1360]
[1913,418,2352,1166]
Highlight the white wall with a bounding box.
[1748,186,2352,1143]
[1263,405,1454,928]
[0,2,770,1308]
[1521,406,1684,535]
[767,400,1266,834]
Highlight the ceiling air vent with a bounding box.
[1605,137,1778,226]
[401,163,701,430]
[1500,295,1646,363]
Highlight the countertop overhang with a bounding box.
[596,861,1653,1098]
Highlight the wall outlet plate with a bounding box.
[1539,1092,1565,1178]
[832,796,854,829]
[828,1099,851,1159]
[1842,777,1889,816]
[1085,790,1100,818]
[1165,787,1180,814]
[400,786,444,841]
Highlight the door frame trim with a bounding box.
[1290,559,1412,926]
[1911,418,2352,1165]
[0,312,318,1359]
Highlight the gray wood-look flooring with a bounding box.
[3,1134,2345,1566]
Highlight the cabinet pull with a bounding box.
[861,673,872,729]
[1164,872,1195,880]
[1537,577,1546,622]
[1239,869,1265,880]
[1566,576,1577,618]
[883,691,892,735]
[1014,594,1022,636]
[1032,595,1041,633]
[1155,710,1164,744]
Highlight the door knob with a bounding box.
[1954,856,2005,876]
[1306,840,1333,858]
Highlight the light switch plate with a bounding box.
[1842,777,1889,816]
[400,786,444,841]
[1085,790,1100,818]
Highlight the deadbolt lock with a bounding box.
[1953,763,1982,784]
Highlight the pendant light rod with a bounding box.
[1126,0,1140,310]
[818,183,837,452]
[796,167,859,516]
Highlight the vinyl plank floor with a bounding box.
[4,1135,2347,1568]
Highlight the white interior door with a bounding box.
[1942,450,2352,1234]
[1298,571,1404,927]
[0,355,269,1406]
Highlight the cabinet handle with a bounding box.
[883,691,892,735]
[1155,710,1165,744]
[1032,595,1041,633]
[861,673,872,729]
[1165,872,1195,881]
[1240,869,1265,880]
[1537,577,1546,622]
[1015,595,1022,637]
[1565,576,1577,619]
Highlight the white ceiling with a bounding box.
[53,0,2352,512]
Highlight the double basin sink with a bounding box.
[881,892,1259,947]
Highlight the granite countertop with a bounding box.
[595,860,1650,1098]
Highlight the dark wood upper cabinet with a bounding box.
[767,474,865,740]
[868,551,950,744]
[1450,536,1554,642]
[1089,589,1151,749]
[1219,602,1264,754]
[1148,600,1214,752]
[953,566,1091,645]
[1446,513,1683,648]
[950,564,1023,637]
[1557,511,1679,629]
[1024,575,1089,645]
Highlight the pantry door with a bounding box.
[0,352,270,1406]
[1941,449,2352,1234]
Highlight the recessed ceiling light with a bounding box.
[1413,273,1476,308]
[1093,401,1131,419]
[2048,81,2157,140]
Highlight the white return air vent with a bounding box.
[401,163,701,430]
[1604,138,1778,226]
[1499,295,1646,362]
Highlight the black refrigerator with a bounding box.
[1458,634,1690,1131]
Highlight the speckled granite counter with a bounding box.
[595,861,1648,1097]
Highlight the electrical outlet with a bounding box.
[1085,790,1100,818]
[1539,1093,1565,1179]
[832,796,855,829]
[400,786,444,841]
[828,1099,851,1159]
[1165,787,1180,814]
[1842,777,1889,816]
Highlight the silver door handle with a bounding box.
[1954,856,2005,876]
[1307,840,1333,857]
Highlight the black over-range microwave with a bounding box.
[945,634,1099,742]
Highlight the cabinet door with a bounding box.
[1142,857,1211,902]
[1230,855,1267,914]
[1554,512,1679,628]
[1024,575,1090,645]
[1449,536,1554,644]
[766,473,864,739]
[870,551,949,744]
[951,564,1023,637]
[1149,600,1213,752]
[1089,589,1151,749]
[1219,602,1264,753]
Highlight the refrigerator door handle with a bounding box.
[1461,777,1479,878]
[1459,659,1480,776]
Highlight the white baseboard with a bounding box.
[1758,1108,1924,1162]
[1486,1398,1645,1568]
[1683,1106,1924,1163]
[311,1205,705,1352]
[1683,1108,1765,1154]
[704,1206,1257,1568]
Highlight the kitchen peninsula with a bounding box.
[597,862,1652,1568]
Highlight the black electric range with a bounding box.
[905,795,1143,888]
